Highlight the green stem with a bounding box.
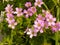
[55,5,59,45]
[55,32,58,45]
[43,3,49,10]
[44,38,47,45]
[9,30,13,45]
[43,34,48,45]
[56,6,59,22]
[11,30,13,44]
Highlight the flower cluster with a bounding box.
[5,4,17,29]
[5,0,60,38]
[23,0,44,18]
[24,6,37,18]
[42,10,56,26]
[24,10,60,38]
[5,0,43,19]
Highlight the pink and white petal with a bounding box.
[38,27,41,29]
[14,22,17,25]
[38,5,41,7]
[12,26,15,29]
[35,0,38,2]
[27,32,31,35]
[53,18,56,21]
[40,2,44,4]
[40,29,43,33]
[59,29,60,31]
[46,19,49,21]
[30,34,33,38]
[51,22,55,25]
[48,22,51,26]
[33,25,38,28]
[24,10,27,13]
[25,14,29,18]
[13,11,17,14]
[17,14,20,17]
[34,3,38,6]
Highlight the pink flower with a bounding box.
[47,17,56,26]
[6,13,14,18]
[6,17,15,24]
[27,28,37,38]
[56,22,60,31]
[25,2,32,8]
[34,28,39,33]
[42,9,46,13]
[5,4,17,29]
[34,20,44,29]
[51,22,60,32]
[29,6,37,14]
[46,15,56,26]
[8,22,17,29]
[36,14,45,21]
[51,25,58,32]
[33,14,44,34]
[45,11,53,19]
[5,4,13,14]
[24,6,36,18]
[45,11,56,26]
[6,14,17,29]
[34,0,43,7]
[40,28,44,33]
[16,8,23,17]
[24,9,33,18]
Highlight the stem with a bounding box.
[9,30,13,45]
[44,38,47,45]
[56,6,59,22]
[55,0,59,44]
[43,3,49,10]
[55,32,58,45]
[43,34,48,45]
[11,30,13,44]
[55,5,59,45]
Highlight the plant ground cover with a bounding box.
[0,0,60,45]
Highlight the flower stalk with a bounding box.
[44,37,47,45]
[55,3,60,45]
[10,30,14,45]
[43,3,49,10]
